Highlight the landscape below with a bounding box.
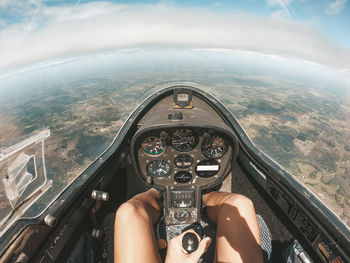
[0,50,349,229]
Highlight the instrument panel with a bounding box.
[130,92,239,225]
[134,127,234,225]
[136,128,232,189]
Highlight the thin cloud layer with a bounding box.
[0,1,349,71]
[267,0,294,16]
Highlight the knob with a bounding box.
[44,214,57,227]
[91,190,109,201]
[91,229,101,238]
[182,232,199,253]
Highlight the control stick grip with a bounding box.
[182,232,199,253]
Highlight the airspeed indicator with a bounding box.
[142,136,166,156]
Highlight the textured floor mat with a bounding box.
[100,213,115,263]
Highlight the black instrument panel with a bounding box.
[136,128,233,189]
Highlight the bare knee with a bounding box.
[219,194,255,216]
[221,194,253,206]
[116,200,149,224]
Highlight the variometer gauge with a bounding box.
[142,136,166,156]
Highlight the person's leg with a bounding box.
[114,189,162,263]
[203,192,263,263]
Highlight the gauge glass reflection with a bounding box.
[201,134,228,159]
[147,160,171,177]
[142,136,166,156]
[171,129,199,152]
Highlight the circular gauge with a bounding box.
[196,159,220,178]
[142,136,166,156]
[174,209,191,223]
[171,129,199,152]
[147,160,171,177]
[160,131,168,139]
[174,154,193,168]
[201,134,228,159]
[174,171,192,183]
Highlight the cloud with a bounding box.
[0,0,43,15]
[267,0,294,7]
[267,0,294,16]
[0,1,349,71]
[271,9,289,19]
[326,0,347,14]
[0,19,7,28]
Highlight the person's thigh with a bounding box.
[114,190,161,263]
[203,192,263,263]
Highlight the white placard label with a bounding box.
[196,165,219,171]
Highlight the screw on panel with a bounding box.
[44,214,57,227]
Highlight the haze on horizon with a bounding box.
[0,0,349,73]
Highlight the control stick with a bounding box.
[182,232,199,253]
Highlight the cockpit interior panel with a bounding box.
[131,94,238,225]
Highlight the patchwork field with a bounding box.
[0,68,349,228]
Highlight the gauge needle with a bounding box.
[174,139,188,145]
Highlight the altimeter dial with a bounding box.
[147,160,171,177]
[171,129,199,152]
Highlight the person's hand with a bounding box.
[165,230,211,263]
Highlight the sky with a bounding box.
[0,0,349,72]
